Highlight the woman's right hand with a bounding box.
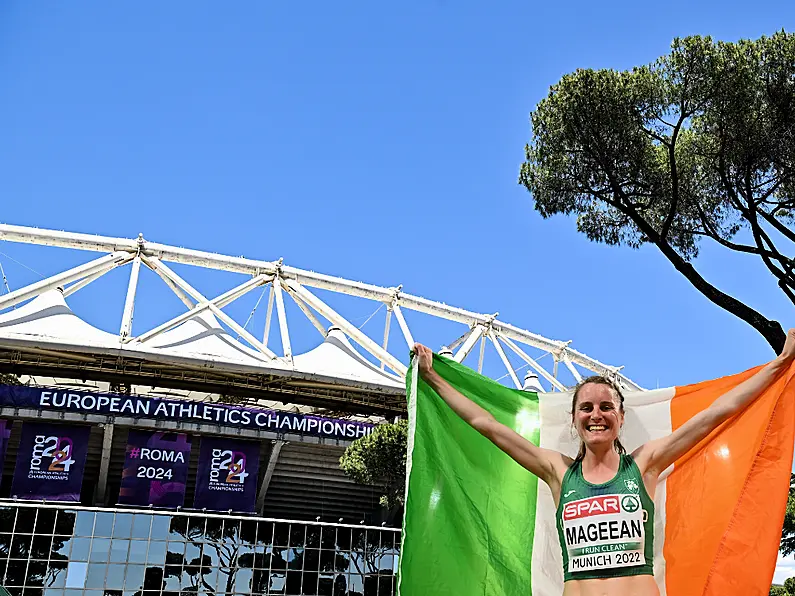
[411,342,564,486]
[780,328,795,363]
[413,343,435,379]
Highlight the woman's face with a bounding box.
[573,383,624,449]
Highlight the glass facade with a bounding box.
[0,505,400,596]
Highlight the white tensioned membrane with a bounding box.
[0,290,404,392]
[0,224,642,402]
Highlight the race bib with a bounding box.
[562,494,646,573]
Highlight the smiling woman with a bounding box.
[411,332,795,596]
[555,377,656,596]
[570,377,627,465]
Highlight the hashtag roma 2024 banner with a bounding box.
[194,437,260,512]
[11,422,90,501]
[118,430,192,508]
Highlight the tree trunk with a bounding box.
[655,237,787,353]
[627,213,787,353]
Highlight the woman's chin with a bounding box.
[582,436,616,449]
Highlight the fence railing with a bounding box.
[0,502,401,596]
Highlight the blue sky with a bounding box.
[0,10,793,371]
[1,1,792,388]
[0,0,794,582]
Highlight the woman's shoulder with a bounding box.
[627,442,658,477]
[560,452,576,470]
[623,452,647,477]
[544,450,576,485]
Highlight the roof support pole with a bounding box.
[381,308,392,370]
[208,303,276,360]
[283,280,407,376]
[212,274,273,309]
[488,332,522,389]
[120,256,142,339]
[94,423,114,505]
[499,335,567,391]
[447,327,473,351]
[131,301,213,345]
[273,276,291,362]
[391,304,414,350]
[0,251,131,311]
[138,259,277,359]
[454,325,484,363]
[142,256,196,309]
[257,440,285,514]
[263,282,275,345]
[131,272,272,347]
[477,335,486,373]
[282,285,328,337]
[63,266,121,297]
[562,353,583,383]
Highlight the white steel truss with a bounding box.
[0,224,643,393]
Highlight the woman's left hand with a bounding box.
[413,343,435,379]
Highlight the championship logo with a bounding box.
[210,449,249,487]
[31,435,76,473]
[225,452,247,484]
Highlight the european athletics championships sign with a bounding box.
[0,384,375,440]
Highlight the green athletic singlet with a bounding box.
[556,454,654,581]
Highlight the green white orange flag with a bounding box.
[398,354,795,595]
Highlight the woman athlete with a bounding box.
[413,328,795,596]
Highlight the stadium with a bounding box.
[0,224,639,596]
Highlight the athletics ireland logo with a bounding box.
[625,479,639,493]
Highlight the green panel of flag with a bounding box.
[398,354,541,596]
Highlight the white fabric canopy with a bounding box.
[293,326,402,388]
[0,290,403,392]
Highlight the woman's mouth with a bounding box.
[587,425,607,432]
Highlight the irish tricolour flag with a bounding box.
[398,354,795,595]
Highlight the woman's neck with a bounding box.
[580,447,621,484]
[581,446,620,470]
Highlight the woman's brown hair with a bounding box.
[571,375,626,463]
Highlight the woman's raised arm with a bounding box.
[635,328,795,478]
[414,343,567,488]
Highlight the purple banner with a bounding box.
[118,430,192,508]
[0,420,11,491]
[0,385,374,440]
[11,422,90,501]
[194,437,260,512]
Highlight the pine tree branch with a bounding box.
[660,110,687,240]
[758,207,795,244]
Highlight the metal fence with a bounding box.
[0,503,401,596]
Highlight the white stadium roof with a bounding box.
[0,224,642,416]
[0,289,403,393]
